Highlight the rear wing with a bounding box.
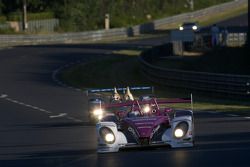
[86,86,154,96]
[103,95,193,109]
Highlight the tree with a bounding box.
[1,0,21,14]
[0,0,4,14]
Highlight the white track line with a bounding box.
[0,94,8,98]
[67,116,83,122]
[227,114,239,117]
[51,61,83,92]
[1,94,83,122]
[4,97,52,114]
[244,117,250,119]
[49,113,67,118]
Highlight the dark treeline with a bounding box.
[0,0,231,32]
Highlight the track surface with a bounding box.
[0,14,249,167]
[216,13,248,27]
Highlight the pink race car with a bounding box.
[96,93,194,153]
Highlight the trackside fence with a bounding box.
[194,32,247,49]
[139,48,250,98]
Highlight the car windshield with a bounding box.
[183,23,196,26]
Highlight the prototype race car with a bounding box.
[88,98,105,122]
[179,22,199,31]
[91,87,194,153]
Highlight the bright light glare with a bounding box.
[174,129,184,138]
[179,26,184,30]
[143,106,150,113]
[192,25,197,30]
[105,133,115,142]
[98,115,103,120]
[93,109,103,116]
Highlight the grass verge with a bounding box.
[61,53,148,89]
[199,3,248,26]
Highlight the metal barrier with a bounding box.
[139,47,250,98]
[0,28,128,47]
[226,33,247,46]
[0,0,247,47]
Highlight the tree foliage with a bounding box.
[0,0,232,32]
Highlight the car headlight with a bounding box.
[143,105,151,113]
[174,122,188,138]
[192,25,198,30]
[105,133,115,143]
[179,26,184,30]
[174,129,184,138]
[93,109,103,116]
[99,127,115,144]
[97,115,103,120]
[93,109,103,120]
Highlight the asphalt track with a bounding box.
[216,13,248,27]
[0,14,249,167]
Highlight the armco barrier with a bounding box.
[0,0,247,47]
[139,49,250,98]
[0,28,128,47]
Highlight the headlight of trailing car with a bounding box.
[93,109,103,115]
[192,25,198,30]
[174,122,188,138]
[93,109,103,120]
[99,127,115,144]
[179,26,184,30]
[143,105,151,113]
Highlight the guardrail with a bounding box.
[0,0,247,47]
[0,28,129,47]
[139,46,250,98]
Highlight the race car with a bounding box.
[96,95,194,153]
[88,98,105,122]
[139,94,156,101]
[110,87,122,103]
[179,22,199,31]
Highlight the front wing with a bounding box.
[96,113,194,153]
